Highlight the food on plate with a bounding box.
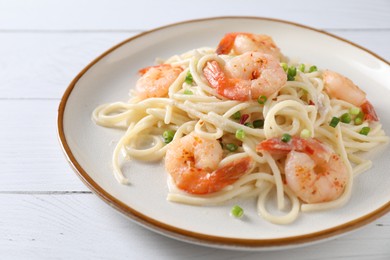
[92,32,388,224]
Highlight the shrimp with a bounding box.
[165,133,253,195]
[135,64,182,99]
[203,52,287,101]
[323,70,378,121]
[257,136,349,204]
[216,32,283,60]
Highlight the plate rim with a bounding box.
[57,16,390,249]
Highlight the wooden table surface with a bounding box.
[1,0,389,259]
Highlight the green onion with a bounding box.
[244,122,254,128]
[235,129,245,140]
[253,119,264,128]
[231,111,241,120]
[300,129,311,138]
[281,133,292,143]
[354,117,363,125]
[308,65,318,73]
[298,64,305,72]
[225,143,238,152]
[257,95,267,105]
[349,107,360,115]
[183,89,193,95]
[162,130,175,144]
[280,62,288,72]
[329,117,340,128]
[354,111,365,125]
[340,112,352,124]
[231,205,244,218]
[359,126,371,135]
[184,71,193,84]
[287,66,297,81]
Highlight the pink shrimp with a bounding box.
[203,52,287,101]
[257,136,349,204]
[216,32,283,60]
[323,70,378,121]
[135,64,182,99]
[165,133,253,195]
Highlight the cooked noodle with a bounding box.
[92,47,388,224]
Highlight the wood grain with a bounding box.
[0,100,87,191]
[0,33,134,99]
[0,0,389,30]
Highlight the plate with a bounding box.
[58,17,390,250]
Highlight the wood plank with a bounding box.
[0,100,87,191]
[0,30,389,99]
[0,0,389,30]
[0,32,134,99]
[0,193,389,259]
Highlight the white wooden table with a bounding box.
[1,0,389,259]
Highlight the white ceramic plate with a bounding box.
[58,17,390,250]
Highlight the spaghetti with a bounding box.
[92,34,388,224]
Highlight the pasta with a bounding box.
[92,33,388,224]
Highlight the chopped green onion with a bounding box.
[329,117,340,128]
[280,62,288,72]
[349,107,360,115]
[340,112,352,124]
[287,66,297,81]
[308,65,318,73]
[354,111,365,125]
[257,95,267,105]
[281,133,292,143]
[184,71,193,84]
[183,89,193,95]
[300,129,311,138]
[235,129,245,140]
[231,111,241,120]
[231,205,244,218]
[163,130,175,144]
[298,64,305,72]
[359,126,371,135]
[244,122,254,128]
[225,143,238,152]
[253,119,264,128]
[354,117,363,125]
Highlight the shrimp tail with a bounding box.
[216,33,239,55]
[361,100,379,121]
[207,157,253,193]
[256,137,309,154]
[257,137,331,164]
[256,138,293,154]
[203,61,228,91]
